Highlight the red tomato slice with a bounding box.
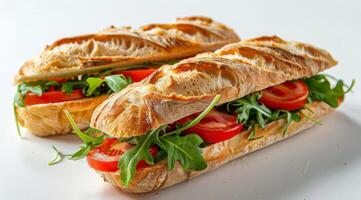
[178,109,243,144]
[86,138,158,172]
[24,89,85,106]
[47,77,66,82]
[259,80,309,111]
[112,68,156,82]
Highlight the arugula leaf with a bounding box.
[64,110,104,160]
[61,81,87,94]
[282,111,301,136]
[19,83,43,96]
[304,75,355,108]
[48,146,70,166]
[158,134,207,171]
[44,81,60,91]
[15,81,46,107]
[14,91,24,107]
[226,93,301,140]
[227,93,271,129]
[105,75,132,93]
[247,123,262,140]
[47,111,104,166]
[68,145,93,160]
[85,77,104,96]
[61,82,74,93]
[161,94,221,137]
[85,75,132,96]
[118,128,161,186]
[13,99,22,137]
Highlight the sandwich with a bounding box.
[53,36,354,193]
[14,16,239,136]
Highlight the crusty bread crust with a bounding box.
[16,16,239,82]
[16,95,108,136]
[97,101,334,193]
[91,36,337,138]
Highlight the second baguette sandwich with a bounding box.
[56,36,353,193]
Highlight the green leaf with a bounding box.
[61,82,74,94]
[159,134,207,171]
[304,75,355,108]
[161,94,221,137]
[85,77,104,96]
[104,75,132,93]
[13,99,22,137]
[118,128,160,186]
[48,146,68,166]
[281,111,302,137]
[68,145,92,160]
[247,123,263,141]
[225,93,304,141]
[14,91,24,107]
[64,110,101,143]
[48,111,104,165]
[44,81,60,91]
[19,83,43,96]
[227,93,271,129]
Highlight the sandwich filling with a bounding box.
[14,61,180,107]
[51,74,354,187]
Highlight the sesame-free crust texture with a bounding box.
[91,36,337,138]
[98,101,334,193]
[15,16,239,82]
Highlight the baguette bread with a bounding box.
[98,101,334,193]
[91,36,337,138]
[15,16,239,136]
[16,16,239,83]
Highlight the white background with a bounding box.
[1,0,361,199]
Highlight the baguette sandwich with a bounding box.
[14,16,239,136]
[55,36,354,193]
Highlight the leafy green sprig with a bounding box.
[225,93,301,140]
[48,146,71,166]
[304,74,355,108]
[64,110,104,159]
[48,111,105,165]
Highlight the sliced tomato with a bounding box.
[178,109,243,144]
[47,77,66,82]
[259,80,309,111]
[112,68,156,82]
[86,138,158,172]
[24,89,85,106]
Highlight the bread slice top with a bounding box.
[90,36,337,138]
[15,16,239,83]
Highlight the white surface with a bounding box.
[1,0,361,199]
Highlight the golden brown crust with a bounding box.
[16,95,108,136]
[97,101,334,193]
[15,16,239,82]
[91,36,337,138]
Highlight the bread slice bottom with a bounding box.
[16,95,109,136]
[97,101,334,193]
